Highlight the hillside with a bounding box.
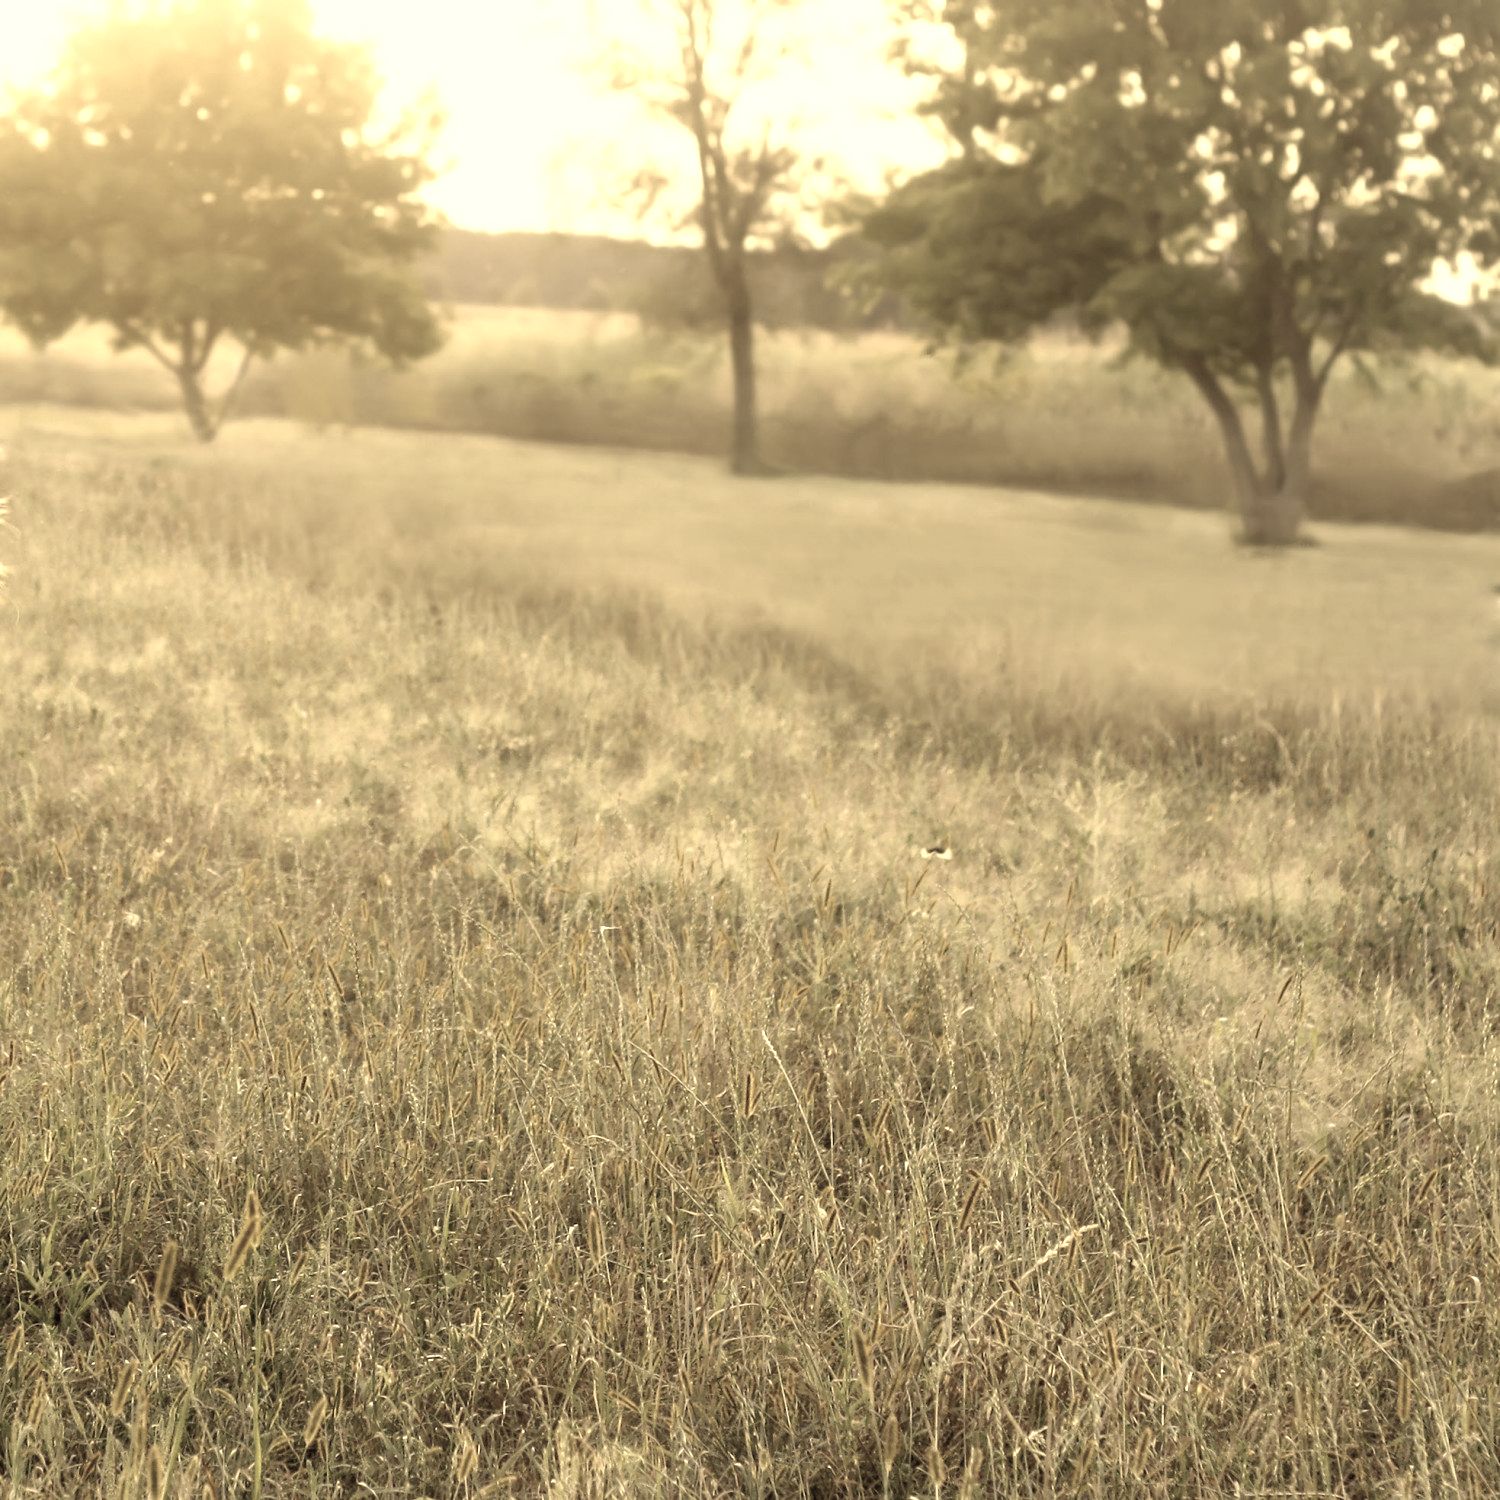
[2,413,1500,1493]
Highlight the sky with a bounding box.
[0,0,947,239]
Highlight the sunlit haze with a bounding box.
[0,1,1483,295]
[2,0,947,240]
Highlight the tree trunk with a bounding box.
[1254,364,1287,493]
[176,367,220,443]
[173,345,254,444]
[1285,384,1318,500]
[1229,466,1306,547]
[726,287,764,476]
[1236,381,1320,546]
[1182,355,1307,546]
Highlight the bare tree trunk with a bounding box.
[1285,377,1319,497]
[672,0,784,479]
[1254,364,1287,492]
[726,287,763,476]
[1241,381,1321,545]
[1183,354,1306,545]
[173,345,254,444]
[1235,469,1305,547]
[176,367,219,443]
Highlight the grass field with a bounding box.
[2,304,1499,532]
[4,407,1500,1495]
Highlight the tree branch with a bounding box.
[214,341,256,429]
[115,320,181,374]
[1314,311,1359,392]
[195,321,222,375]
[727,134,788,245]
[1179,348,1264,494]
[679,1,733,283]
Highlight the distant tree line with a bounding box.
[425,229,904,332]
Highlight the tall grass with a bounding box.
[2,430,1500,1494]
[2,305,1499,530]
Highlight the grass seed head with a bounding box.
[957,1175,985,1235]
[852,1327,875,1403]
[303,1392,329,1449]
[109,1359,139,1419]
[151,1240,179,1319]
[146,1444,165,1500]
[879,1412,902,1477]
[453,1427,480,1487]
[223,1188,264,1281]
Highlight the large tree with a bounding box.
[863,1,1500,543]
[606,0,813,476]
[0,0,444,442]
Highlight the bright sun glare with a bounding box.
[0,1,1488,296]
[2,0,941,238]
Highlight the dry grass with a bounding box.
[2,413,1500,1495]
[2,305,1499,530]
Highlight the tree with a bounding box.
[606,0,813,476]
[862,1,1500,543]
[0,0,444,442]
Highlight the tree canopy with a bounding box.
[0,0,444,440]
[864,0,1500,542]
